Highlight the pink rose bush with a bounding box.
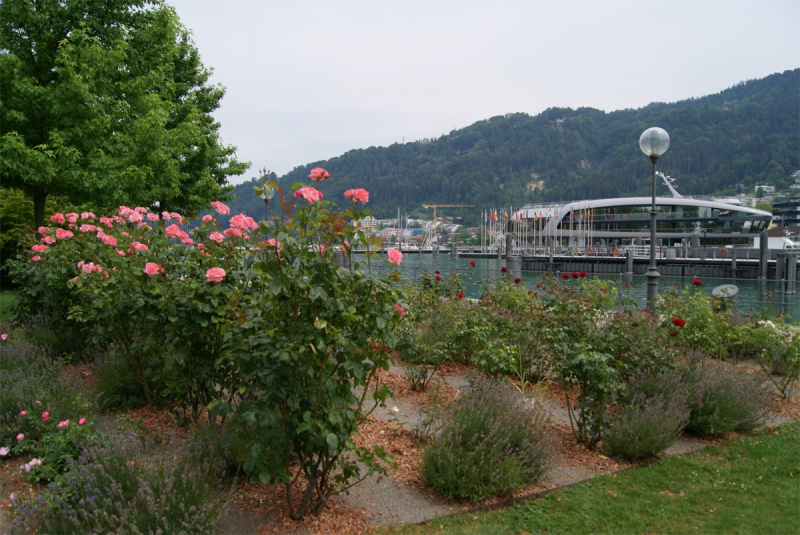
[1,398,93,482]
[9,169,404,518]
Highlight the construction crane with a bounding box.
[422,204,475,246]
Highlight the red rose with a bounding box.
[672,317,686,328]
[514,278,522,284]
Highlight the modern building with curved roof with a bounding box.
[514,196,772,248]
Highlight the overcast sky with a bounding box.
[167,0,799,184]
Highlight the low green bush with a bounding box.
[682,361,769,437]
[604,371,690,460]
[0,339,96,463]
[422,376,548,502]
[94,346,151,411]
[9,427,230,534]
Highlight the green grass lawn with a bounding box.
[0,291,17,321]
[378,422,800,535]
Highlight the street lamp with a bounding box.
[639,127,670,310]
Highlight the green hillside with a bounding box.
[227,69,799,226]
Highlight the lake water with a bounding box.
[356,252,799,320]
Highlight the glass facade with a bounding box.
[550,204,770,235]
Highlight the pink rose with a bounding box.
[81,262,96,274]
[144,263,162,276]
[202,214,214,223]
[170,212,182,222]
[31,255,41,262]
[161,211,172,221]
[206,267,226,283]
[16,434,24,441]
[223,228,243,238]
[66,212,79,224]
[19,410,26,416]
[80,211,96,220]
[147,213,160,222]
[41,411,49,422]
[211,201,231,215]
[31,245,48,253]
[209,232,225,244]
[1,333,7,341]
[57,420,70,428]
[79,224,97,232]
[41,235,55,244]
[50,213,65,224]
[265,238,281,255]
[130,241,148,251]
[55,228,74,240]
[343,188,369,204]
[395,303,406,317]
[78,417,87,426]
[308,167,330,182]
[387,249,403,266]
[98,231,117,246]
[230,214,258,231]
[294,186,324,204]
[165,224,181,238]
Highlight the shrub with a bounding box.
[422,376,548,502]
[9,428,230,535]
[11,172,403,519]
[94,346,150,411]
[0,339,95,454]
[752,319,800,399]
[681,361,769,437]
[604,371,690,460]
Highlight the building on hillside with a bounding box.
[356,216,378,232]
[773,196,800,227]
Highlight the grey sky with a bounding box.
[167,0,800,184]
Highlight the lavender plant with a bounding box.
[422,376,548,502]
[681,361,770,437]
[9,427,230,535]
[604,371,691,460]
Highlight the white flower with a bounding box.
[391,406,400,414]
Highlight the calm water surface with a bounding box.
[356,252,799,320]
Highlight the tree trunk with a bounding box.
[33,188,48,231]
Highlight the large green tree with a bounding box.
[0,0,248,228]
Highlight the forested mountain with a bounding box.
[227,69,799,226]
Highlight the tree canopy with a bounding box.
[0,0,248,228]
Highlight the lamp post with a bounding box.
[639,127,670,310]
